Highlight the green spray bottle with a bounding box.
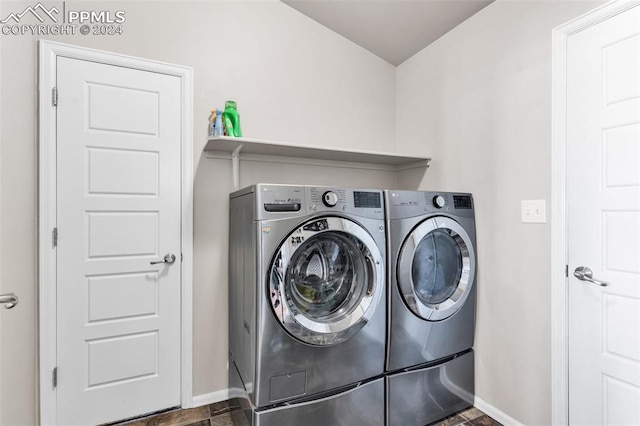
[222,100,242,137]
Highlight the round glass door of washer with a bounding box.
[269,216,383,346]
[397,216,475,321]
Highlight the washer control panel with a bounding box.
[307,187,383,218]
[249,184,384,219]
[309,188,346,211]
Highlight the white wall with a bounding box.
[395,1,603,424]
[0,1,396,423]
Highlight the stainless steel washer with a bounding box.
[385,190,477,426]
[229,184,386,426]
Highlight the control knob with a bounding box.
[433,195,446,208]
[322,191,339,207]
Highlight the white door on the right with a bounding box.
[567,4,640,425]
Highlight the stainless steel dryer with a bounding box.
[229,184,386,426]
[384,190,477,426]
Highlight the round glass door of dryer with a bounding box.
[397,216,475,321]
[268,216,384,346]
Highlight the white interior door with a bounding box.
[56,56,182,425]
[567,4,640,425]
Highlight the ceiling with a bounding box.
[282,0,494,66]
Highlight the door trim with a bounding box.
[550,1,639,424]
[38,40,194,424]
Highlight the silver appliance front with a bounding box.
[229,184,387,417]
[386,190,477,371]
[229,362,385,426]
[253,378,384,426]
[256,214,385,407]
[386,351,474,426]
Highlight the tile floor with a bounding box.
[108,400,502,426]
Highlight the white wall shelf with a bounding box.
[204,136,430,188]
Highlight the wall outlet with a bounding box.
[521,200,546,223]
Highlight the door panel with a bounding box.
[86,83,160,135]
[56,57,181,425]
[87,148,159,195]
[87,331,158,386]
[567,4,640,425]
[87,271,159,321]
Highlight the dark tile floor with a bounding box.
[430,407,501,426]
[108,400,501,426]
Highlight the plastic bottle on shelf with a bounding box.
[213,109,223,137]
[222,100,242,137]
[207,110,216,137]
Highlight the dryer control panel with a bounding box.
[386,190,474,220]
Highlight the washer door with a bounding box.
[398,216,475,321]
[269,216,384,346]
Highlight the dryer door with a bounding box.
[398,216,475,321]
[269,216,384,346]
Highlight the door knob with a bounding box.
[0,293,19,309]
[150,253,176,265]
[573,266,609,287]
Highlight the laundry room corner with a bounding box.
[395,1,605,424]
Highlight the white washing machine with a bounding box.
[229,184,387,426]
[384,190,477,426]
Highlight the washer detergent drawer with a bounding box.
[387,350,474,426]
[253,377,384,426]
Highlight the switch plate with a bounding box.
[521,200,546,223]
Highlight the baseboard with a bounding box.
[474,396,524,426]
[191,389,230,408]
[192,389,521,424]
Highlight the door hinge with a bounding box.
[52,87,58,107]
[52,367,57,388]
[565,264,569,278]
[53,227,58,247]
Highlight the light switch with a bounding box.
[521,200,546,223]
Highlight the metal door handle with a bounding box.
[573,266,609,287]
[150,253,176,265]
[0,293,18,309]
